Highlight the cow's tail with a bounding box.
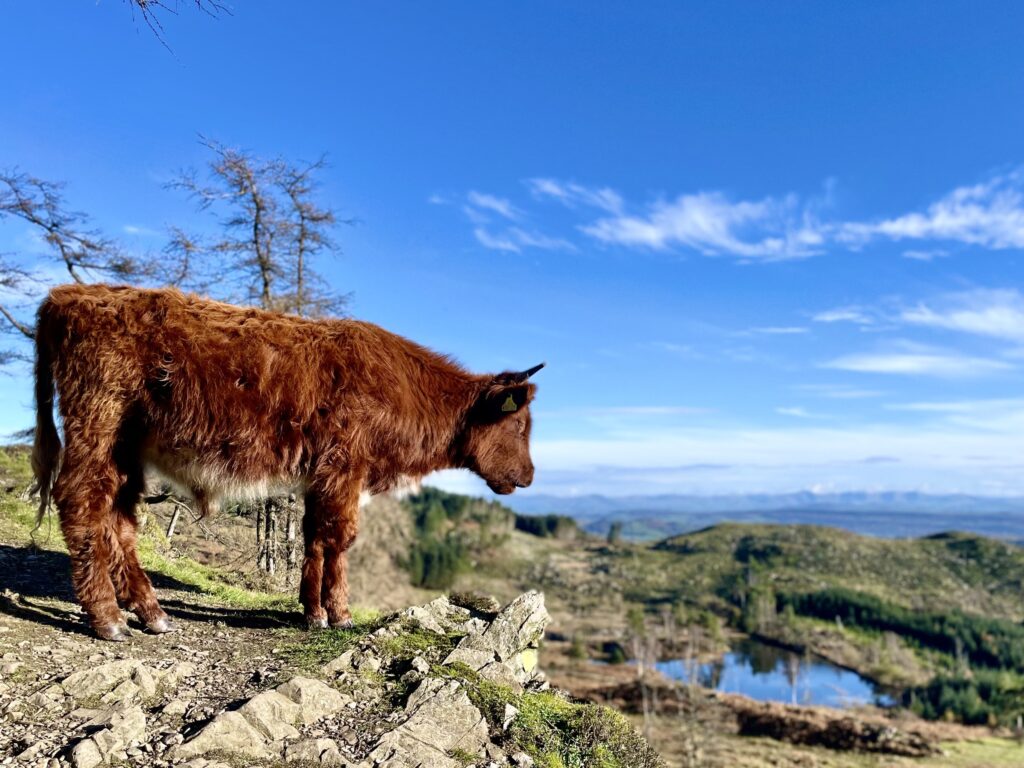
[31,298,62,533]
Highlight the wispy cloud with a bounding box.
[525,178,623,214]
[902,248,947,261]
[473,228,520,252]
[886,398,1024,433]
[823,341,1013,377]
[812,306,875,325]
[473,226,575,253]
[466,191,521,220]
[839,170,1024,249]
[749,326,808,335]
[122,224,159,237]
[581,191,825,260]
[798,384,883,399]
[900,289,1024,343]
[776,406,825,419]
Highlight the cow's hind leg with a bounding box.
[300,510,327,628]
[109,465,173,634]
[301,472,363,629]
[53,444,129,641]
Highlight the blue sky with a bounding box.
[4,1,1024,497]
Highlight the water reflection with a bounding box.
[656,637,893,709]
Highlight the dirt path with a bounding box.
[0,538,311,764]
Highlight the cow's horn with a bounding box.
[515,362,545,382]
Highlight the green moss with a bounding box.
[375,626,461,662]
[275,616,381,671]
[447,748,478,766]
[435,664,663,768]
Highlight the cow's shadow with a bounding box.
[0,543,299,636]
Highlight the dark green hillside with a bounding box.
[650,523,1024,620]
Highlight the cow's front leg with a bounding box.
[301,473,362,629]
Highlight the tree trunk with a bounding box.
[264,498,276,575]
[166,504,182,540]
[285,494,297,570]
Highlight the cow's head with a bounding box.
[459,363,544,494]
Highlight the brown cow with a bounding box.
[32,284,542,641]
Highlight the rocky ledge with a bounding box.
[1,592,662,768]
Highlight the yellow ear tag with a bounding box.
[501,394,518,412]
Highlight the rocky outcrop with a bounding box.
[1,592,660,768]
[166,591,555,767]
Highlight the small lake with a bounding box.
[655,637,894,709]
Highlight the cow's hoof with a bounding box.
[329,618,354,630]
[96,623,131,642]
[146,616,176,634]
[306,616,328,630]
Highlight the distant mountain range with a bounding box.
[500,491,1024,542]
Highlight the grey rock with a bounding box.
[170,711,276,761]
[284,738,346,765]
[70,740,102,768]
[502,703,519,731]
[399,596,475,636]
[510,752,534,767]
[131,666,158,699]
[61,660,142,699]
[321,650,356,676]
[369,678,487,768]
[99,679,140,706]
[443,592,549,687]
[238,690,302,741]
[157,661,197,690]
[161,698,189,718]
[276,676,348,724]
[87,706,146,760]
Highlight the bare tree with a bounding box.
[168,139,347,317]
[0,169,154,356]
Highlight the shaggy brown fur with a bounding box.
[32,284,541,641]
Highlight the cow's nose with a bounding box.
[517,465,535,488]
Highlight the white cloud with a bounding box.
[473,228,520,252]
[812,306,874,325]
[900,289,1024,343]
[505,227,576,252]
[122,224,159,237]
[798,384,883,399]
[525,178,623,214]
[507,419,1024,494]
[581,191,825,260]
[451,168,1024,264]
[473,226,575,253]
[839,171,1024,249]
[750,326,808,335]
[466,191,521,220]
[886,398,1024,433]
[776,406,822,419]
[902,248,947,261]
[823,342,1013,377]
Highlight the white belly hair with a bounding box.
[143,448,421,513]
[142,448,304,515]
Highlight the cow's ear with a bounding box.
[476,382,534,422]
